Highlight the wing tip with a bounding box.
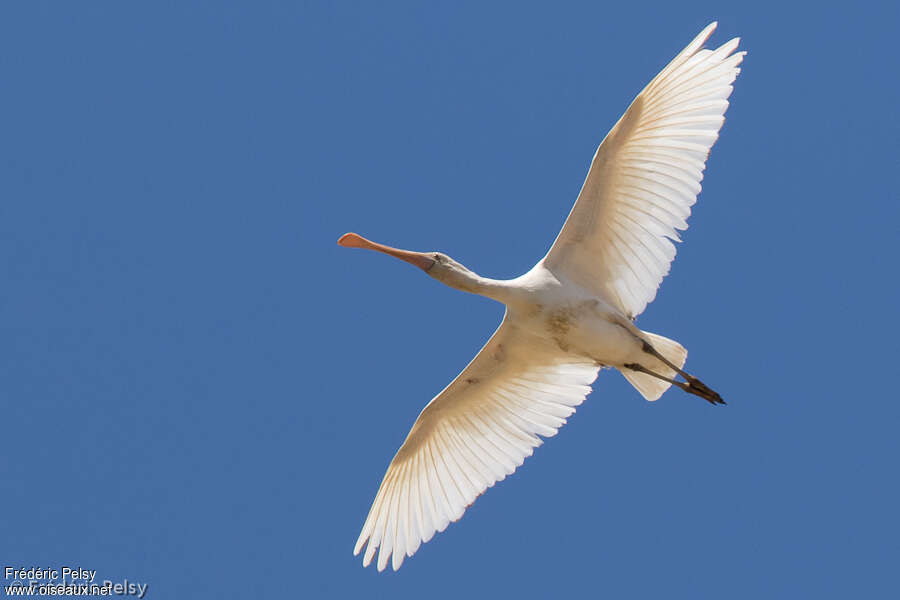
[697,21,718,44]
[363,540,377,567]
[353,535,367,557]
[376,546,390,572]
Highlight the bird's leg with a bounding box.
[639,339,688,376]
[638,339,724,405]
[624,361,725,405]
[623,363,694,395]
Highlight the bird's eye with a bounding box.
[432,253,442,262]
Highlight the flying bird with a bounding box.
[341,22,744,571]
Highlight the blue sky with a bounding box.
[2,1,898,598]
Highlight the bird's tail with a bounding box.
[619,332,687,401]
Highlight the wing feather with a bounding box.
[353,316,600,570]
[543,23,744,318]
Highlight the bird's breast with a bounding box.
[516,297,639,365]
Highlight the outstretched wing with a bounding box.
[354,314,600,571]
[543,22,745,319]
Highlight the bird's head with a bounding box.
[338,232,478,291]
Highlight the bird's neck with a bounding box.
[441,270,517,305]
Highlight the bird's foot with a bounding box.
[685,376,726,405]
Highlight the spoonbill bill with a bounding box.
[341,22,744,571]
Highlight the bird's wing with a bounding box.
[354,314,600,571]
[542,22,745,319]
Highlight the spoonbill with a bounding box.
[341,22,744,571]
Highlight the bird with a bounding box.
[340,22,745,571]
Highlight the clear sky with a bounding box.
[1,2,898,598]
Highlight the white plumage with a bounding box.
[545,23,745,319]
[340,22,745,571]
[354,318,600,571]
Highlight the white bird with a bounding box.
[340,22,744,571]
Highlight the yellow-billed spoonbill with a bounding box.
[340,22,744,571]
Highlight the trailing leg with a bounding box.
[624,362,725,405]
[611,322,724,405]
